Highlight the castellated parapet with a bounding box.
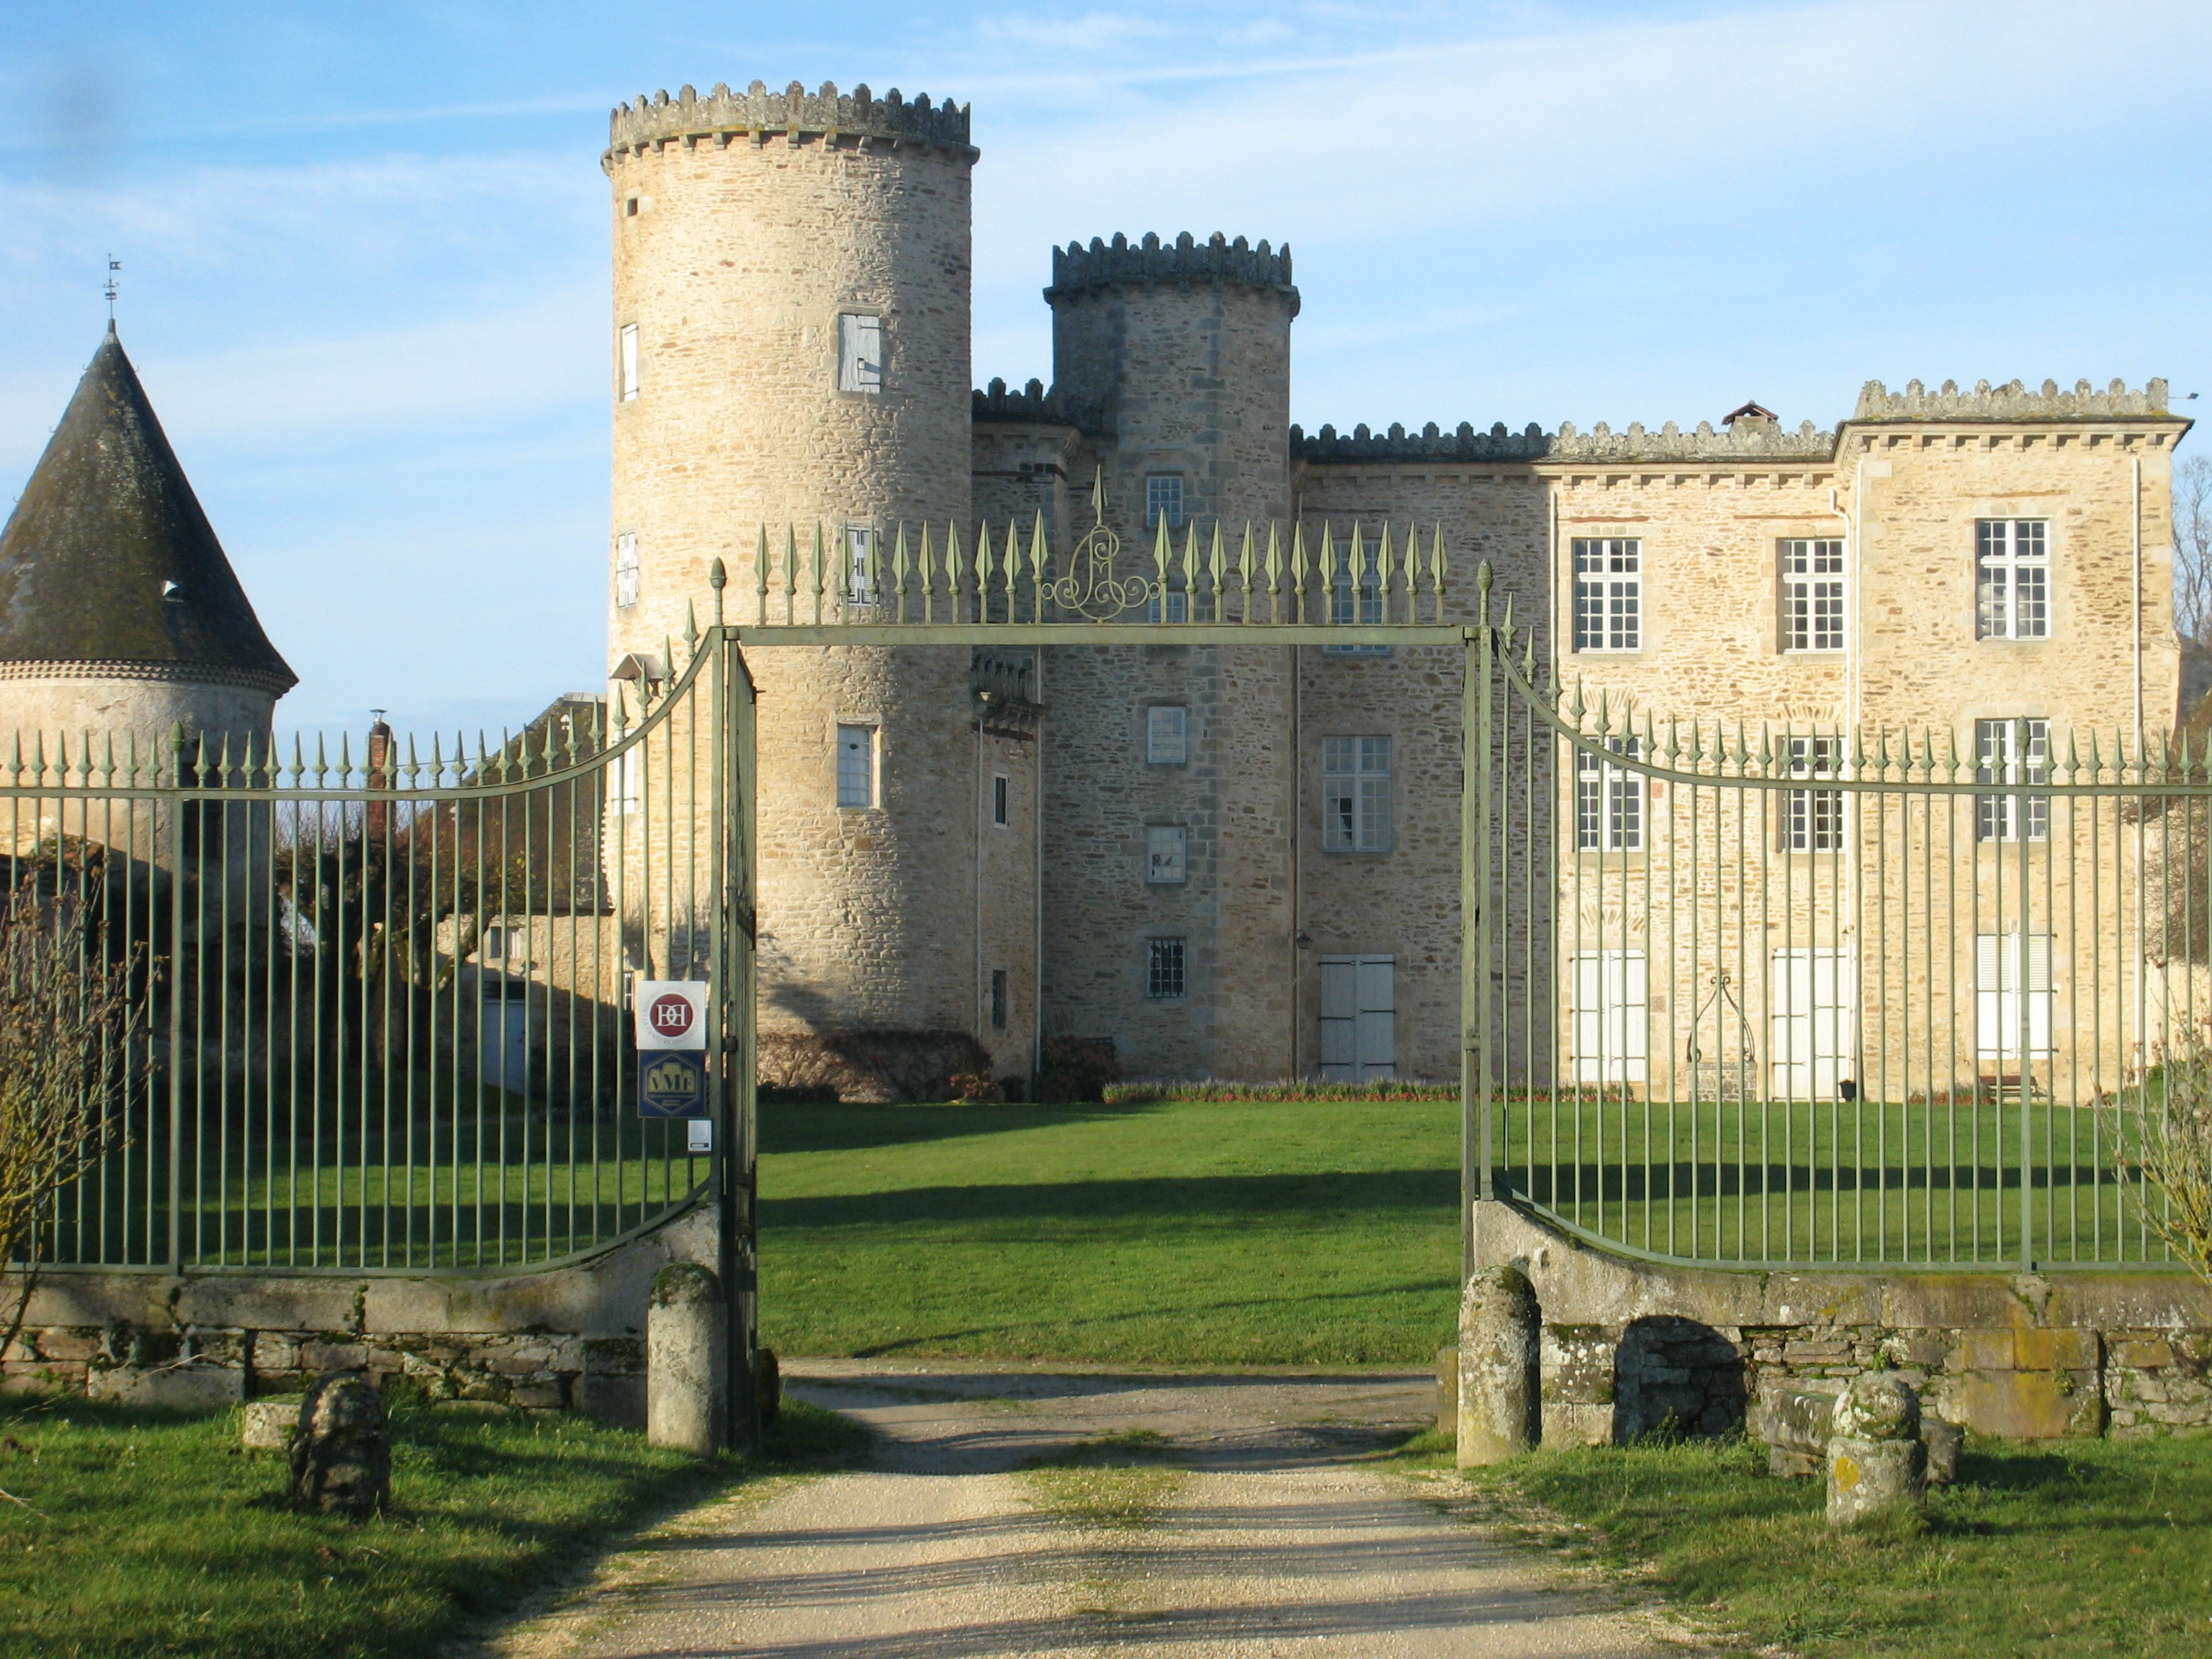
[1853,376,2171,422]
[605,80,974,162]
[1046,233,1298,314]
[608,76,1020,1059]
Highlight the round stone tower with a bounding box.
[603,80,984,1051]
[0,325,295,763]
[1046,232,1298,529]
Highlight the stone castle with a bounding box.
[0,76,2188,1093]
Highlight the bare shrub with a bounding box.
[0,886,146,1359]
[2128,1042,2212,1284]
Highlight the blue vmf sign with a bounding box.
[639,1051,709,1119]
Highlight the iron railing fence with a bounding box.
[9,619,751,1275]
[1472,600,2209,1272]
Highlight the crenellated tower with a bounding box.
[605,80,1031,1074]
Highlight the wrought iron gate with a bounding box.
[1466,576,2201,1272]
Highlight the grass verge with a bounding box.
[1404,1431,2212,1658]
[0,1393,867,1659]
[758,1096,1457,1364]
[1019,1430,1186,1531]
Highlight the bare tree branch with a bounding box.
[2174,453,2212,644]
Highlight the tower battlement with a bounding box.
[1852,376,2171,422]
[606,79,973,161]
[1047,232,1298,313]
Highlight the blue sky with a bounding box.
[3,0,2207,740]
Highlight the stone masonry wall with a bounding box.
[2,1204,718,1424]
[1476,1198,2212,1446]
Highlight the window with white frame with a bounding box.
[1976,932,2054,1056]
[1575,737,1644,852]
[1781,539,1845,652]
[844,525,875,605]
[835,724,877,809]
[1976,519,2049,639]
[837,313,883,395]
[615,531,640,610]
[1785,734,1845,852]
[1146,824,1186,884]
[1146,706,1188,765]
[611,747,642,816]
[1146,937,1186,999]
[1572,538,1641,652]
[992,773,1009,827]
[1323,736,1392,853]
[1145,475,1184,529]
[1146,588,1190,623]
[619,323,639,402]
[1975,718,2049,842]
[1326,536,1390,657]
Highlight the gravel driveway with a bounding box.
[483,1362,1688,1658]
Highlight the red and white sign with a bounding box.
[634,981,709,1050]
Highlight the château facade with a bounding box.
[599,78,2190,1090]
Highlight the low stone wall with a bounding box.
[1473,1200,2212,1444]
[1,1205,719,1426]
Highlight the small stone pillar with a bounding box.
[289,1371,390,1517]
[1457,1264,1539,1467]
[1826,1373,1926,1527]
[649,1262,727,1455]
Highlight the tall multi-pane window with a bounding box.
[1785,734,1845,851]
[1976,520,2049,639]
[837,313,882,395]
[1322,737,1393,853]
[844,526,875,605]
[1575,737,1644,852]
[1146,706,1188,764]
[835,724,877,809]
[619,323,640,402]
[1572,539,1641,652]
[615,531,639,610]
[1781,539,1845,652]
[1326,537,1390,656]
[1146,588,1190,623]
[1145,475,1184,529]
[1975,718,2049,842]
[1146,937,1187,999]
[1146,824,1187,884]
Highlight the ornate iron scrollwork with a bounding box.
[1045,472,1158,621]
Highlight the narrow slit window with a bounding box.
[836,724,877,809]
[615,531,639,610]
[619,323,639,402]
[838,313,883,395]
[992,773,1009,827]
[990,968,1009,1030]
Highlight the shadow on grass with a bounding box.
[763,1169,1459,1230]
[848,1277,1455,1356]
[760,1098,1171,1157]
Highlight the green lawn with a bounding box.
[1421,1431,2212,1658]
[0,1394,861,1659]
[757,1097,1461,1365]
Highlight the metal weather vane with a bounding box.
[1045,469,1159,621]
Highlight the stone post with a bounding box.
[289,1371,390,1517]
[648,1262,727,1455]
[1457,1264,1539,1466]
[1825,1373,1926,1527]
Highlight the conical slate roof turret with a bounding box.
[0,327,295,693]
